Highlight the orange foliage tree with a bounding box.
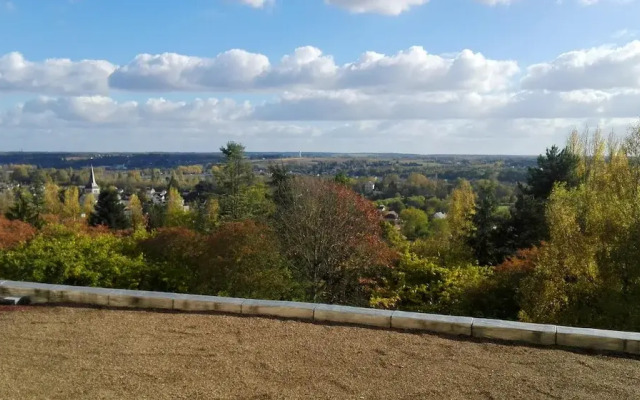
[0,216,36,250]
[273,177,395,305]
[464,245,543,320]
[198,220,295,300]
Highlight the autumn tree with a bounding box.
[61,186,81,221]
[441,179,476,265]
[81,193,96,217]
[273,177,394,305]
[165,187,191,228]
[128,194,145,230]
[43,182,63,215]
[448,179,475,239]
[0,216,36,251]
[198,221,296,300]
[520,126,640,331]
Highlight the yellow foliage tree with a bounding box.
[165,187,191,228]
[128,194,145,231]
[43,182,63,215]
[520,124,640,330]
[82,193,96,218]
[61,186,81,221]
[448,179,476,240]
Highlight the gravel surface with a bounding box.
[1,306,639,399]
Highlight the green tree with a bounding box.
[334,171,351,186]
[11,165,30,184]
[0,190,15,216]
[137,227,204,293]
[194,197,220,234]
[0,224,144,288]
[399,208,429,240]
[215,142,256,220]
[54,169,70,184]
[6,188,42,227]
[370,252,490,315]
[404,173,436,197]
[89,188,129,230]
[468,180,501,266]
[510,144,580,250]
[268,163,293,208]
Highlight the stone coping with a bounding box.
[1,280,639,355]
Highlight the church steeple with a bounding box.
[85,165,100,195]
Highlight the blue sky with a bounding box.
[1,0,639,154]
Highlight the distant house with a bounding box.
[433,212,447,220]
[364,181,376,194]
[384,211,399,222]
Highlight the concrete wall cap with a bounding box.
[392,311,473,324]
[3,280,640,355]
[557,326,640,340]
[1,280,60,290]
[107,289,182,300]
[173,293,245,304]
[473,318,557,333]
[314,304,394,316]
[241,299,317,310]
[391,311,473,336]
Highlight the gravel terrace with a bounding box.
[1,306,639,399]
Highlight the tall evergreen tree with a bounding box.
[509,145,580,251]
[468,180,501,266]
[215,142,256,220]
[89,188,129,229]
[268,163,293,208]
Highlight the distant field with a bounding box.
[1,306,639,399]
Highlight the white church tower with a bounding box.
[84,166,101,196]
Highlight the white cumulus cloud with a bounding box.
[522,40,640,91]
[324,0,429,15]
[0,52,115,95]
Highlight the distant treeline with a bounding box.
[0,152,537,171]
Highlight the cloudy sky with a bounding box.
[1,0,639,154]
